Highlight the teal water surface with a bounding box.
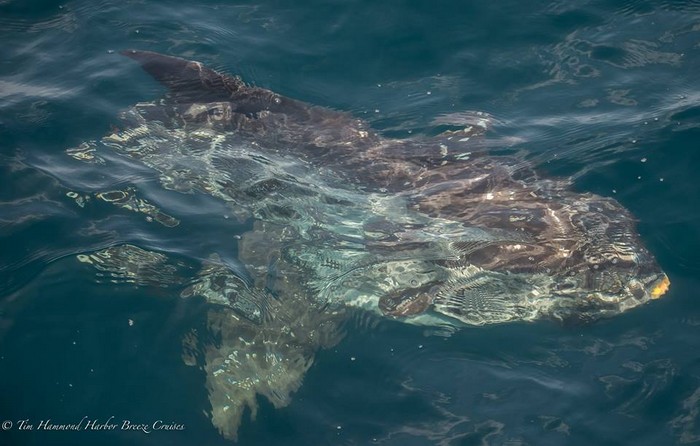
[1,1,700,445]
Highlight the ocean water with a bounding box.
[1,0,700,445]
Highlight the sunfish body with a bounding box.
[115,50,669,322]
[66,50,669,439]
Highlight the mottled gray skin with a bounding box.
[71,50,669,440]
[119,50,668,321]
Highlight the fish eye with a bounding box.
[628,282,646,300]
[556,281,576,291]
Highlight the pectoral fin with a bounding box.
[432,267,532,325]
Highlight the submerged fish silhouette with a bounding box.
[67,50,669,439]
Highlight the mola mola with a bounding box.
[64,50,669,439]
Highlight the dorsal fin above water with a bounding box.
[121,49,246,103]
[122,50,309,117]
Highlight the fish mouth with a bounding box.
[649,274,671,299]
[625,272,670,302]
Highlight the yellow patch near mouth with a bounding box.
[651,275,670,299]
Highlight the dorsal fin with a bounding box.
[121,50,309,117]
[121,49,246,103]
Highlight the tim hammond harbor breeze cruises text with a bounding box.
[2,416,185,433]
